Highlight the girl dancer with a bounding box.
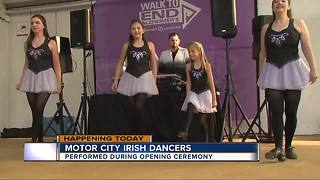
[17,14,61,142]
[178,41,217,142]
[112,19,158,134]
[258,0,318,161]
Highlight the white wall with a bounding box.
[0,5,95,132]
[0,20,9,132]
[258,0,320,134]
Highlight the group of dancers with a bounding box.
[17,0,318,162]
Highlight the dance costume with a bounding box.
[19,38,57,93]
[117,40,158,96]
[181,64,216,113]
[258,19,310,90]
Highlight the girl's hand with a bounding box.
[212,99,217,108]
[56,80,62,94]
[112,80,118,92]
[16,81,21,90]
[310,70,319,84]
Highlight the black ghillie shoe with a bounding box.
[177,131,188,140]
[37,136,44,143]
[285,147,297,159]
[31,137,37,143]
[265,148,286,162]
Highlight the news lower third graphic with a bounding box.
[24,135,259,162]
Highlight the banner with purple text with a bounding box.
[94,0,257,118]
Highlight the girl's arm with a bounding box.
[17,43,28,90]
[185,62,191,93]
[296,19,319,84]
[206,62,217,107]
[259,24,268,77]
[49,39,62,93]
[148,42,157,78]
[112,43,128,91]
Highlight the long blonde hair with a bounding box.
[187,41,208,71]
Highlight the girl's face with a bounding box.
[272,0,290,14]
[130,22,144,39]
[188,46,201,61]
[31,17,44,34]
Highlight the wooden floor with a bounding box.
[1,136,320,179]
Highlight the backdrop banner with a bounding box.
[94,0,256,118]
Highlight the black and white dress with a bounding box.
[117,41,159,96]
[19,38,57,93]
[181,65,217,113]
[258,19,310,90]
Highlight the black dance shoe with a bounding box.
[265,147,286,162]
[177,131,189,140]
[285,147,297,159]
[37,136,44,143]
[31,137,37,143]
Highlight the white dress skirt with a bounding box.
[258,58,310,90]
[181,90,217,113]
[19,68,57,93]
[117,71,159,97]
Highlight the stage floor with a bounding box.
[1,136,320,179]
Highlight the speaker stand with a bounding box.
[242,97,274,143]
[220,38,257,142]
[44,77,75,136]
[71,44,92,135]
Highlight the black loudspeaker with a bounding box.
[211,0,237,38]
[70,9,93,48]
[252,15,273,60]
[51,36,73,73]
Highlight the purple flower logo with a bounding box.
[269,33,289,47]
[28,49,44,60]
[192,70,202,79]
[130,51,147,62]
